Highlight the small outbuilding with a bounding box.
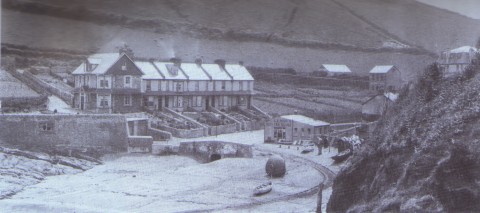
[316,64,352,77]
[369,65,403,93]
[264,114,330,144]
[361,93,398,121]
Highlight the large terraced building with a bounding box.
[72,51,254,114]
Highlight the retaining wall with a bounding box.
[0,114,128,152]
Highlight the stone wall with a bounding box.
[0,114,128,152]
[208,123,238,136]
[178,141,253,163]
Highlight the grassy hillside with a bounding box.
[18,0,393,49]
[328,61,480,212]
[336,0,480,52]
[5,0,477,77]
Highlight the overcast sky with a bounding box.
[417,0,480,19]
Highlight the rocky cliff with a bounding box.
[327,61,480,212]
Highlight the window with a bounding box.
[146,80,151,91]
[173,96,183,107]
[274,128,286,140]
[158,81,162,91]
[192,96,202,107]
[39,122,54,131]
[176,82,182,92]
[124,95,132,106]
[221,81,226,90]
[124,76,131,88]
[99,96,109,108]
[122,60,127,71]
[100,79,109,88]
[166,81,170,91]
[195,82,200,91]
[239,81,244,91]
[307,128,311,134]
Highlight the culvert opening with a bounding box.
[210,154,221,162]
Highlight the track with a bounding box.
[181,146,336,213]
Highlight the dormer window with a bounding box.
[166,64,179,76]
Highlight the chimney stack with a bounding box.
[118,43,134,59]
[170,57,182,67]
[214,59,226,69]
[195,58,203,66]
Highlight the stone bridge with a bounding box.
[178,141,253,163]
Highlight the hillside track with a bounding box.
[181,146,336,212]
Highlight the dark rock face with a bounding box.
[328,70,480,212]
[266,155,286,177]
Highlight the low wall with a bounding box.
[209,107,242,131]
[0,95,48,111]
[208,123,238,136]
[178,141,253,163]
[128,135,153,153]
[22,71,73,105]
[0,114,128,152]
[242,120,265,131]
[154,124,207,138]
[147,127,172,141]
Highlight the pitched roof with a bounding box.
[153,62,188,80]
[449,46,477,53]
[225,64,254,80]
[281,115,330,126]
[370,65,396,74]
[135,61,164,80]
[72,53,121,75]
[321,64,351,73]
[180,63,211,80]
[201,64,232,80]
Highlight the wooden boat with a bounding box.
[253,181,272,196]
[301,147,314,154]
[331,149,352,162]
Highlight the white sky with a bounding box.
[417,0,480,19]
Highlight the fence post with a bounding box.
[316,183,324,213]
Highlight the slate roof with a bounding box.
[369,65,396,74]
[281,115,330,126]
[321,64,351,73]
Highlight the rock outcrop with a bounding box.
[328,62,480,212]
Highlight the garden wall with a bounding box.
[208,123,238,136]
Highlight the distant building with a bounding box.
[369,65,402,93]
[72,51,255,113]
[438,46,478,75]
[316,64,352,77]
[264,114,330,143]
[361,93,398,121]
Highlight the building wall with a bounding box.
[264,117,330,143]
[112,94,143,113]
[0,114,128,151]
[113,75,142,89]
[386,69,402,91]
